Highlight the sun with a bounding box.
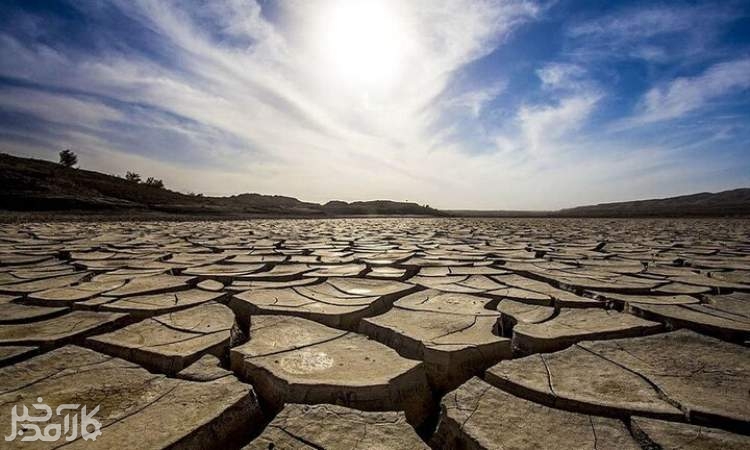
[314,0,410,88]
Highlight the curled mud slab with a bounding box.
[0,295,68,323]
[97,288,227,318]
[432,377,641,450]
[230,315,432,426]
[230,278,416,330]
[87,302,237,375]
[487,330,750,430]
[244,403,428,450]
[629,302,750,342]
[103,274,196,297]
[511,308,663,354]
[0,310,127,349]
[0,346,264,449]
[0,272,89,295]
[360,289,511,391]
[630,417,750,449]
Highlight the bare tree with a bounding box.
[125,171,141,183]
[58,149,78,168]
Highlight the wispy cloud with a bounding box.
[566,3,740,63]
[536,63,586,91]
[0,0,748,208]
[446,80,508,118]
[0,0,543,201]
[517,93,602,157]
[634,57,750,124]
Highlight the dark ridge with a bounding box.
[449,189,750,218]
[0,152,439,219]
[556,189,750,217]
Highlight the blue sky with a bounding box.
[0,0,748,209]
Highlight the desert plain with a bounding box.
[0,217,748,449]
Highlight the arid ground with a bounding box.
[0,218,748,449]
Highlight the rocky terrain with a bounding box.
[0,217,748,449]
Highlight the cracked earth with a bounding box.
[0,218,748,449]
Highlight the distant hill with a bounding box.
[0,153,439,218]
[1,152,746,219]
[449,189,750,218]
[557,189,750,217]
[323,200,437,216]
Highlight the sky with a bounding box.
[0,0,749,210]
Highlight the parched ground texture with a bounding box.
[0,217,748,449]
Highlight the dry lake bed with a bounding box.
[0,217,748,449]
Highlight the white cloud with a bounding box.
[0,0,747,209]
[494,92,601,158]
[566,4,737,63]
[634,58,750,124]
[0,87,124,126]
[0,0,544,205]
[520,94,600,154]
[570,6,702,39]
[536,63,585,90]
[446,80,508,117]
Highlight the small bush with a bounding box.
[145,177,164,189]
[59,149,78,168]
[125,171,141,183]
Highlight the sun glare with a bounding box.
[315,0,410,88]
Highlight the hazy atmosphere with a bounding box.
[1,0,749,209]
